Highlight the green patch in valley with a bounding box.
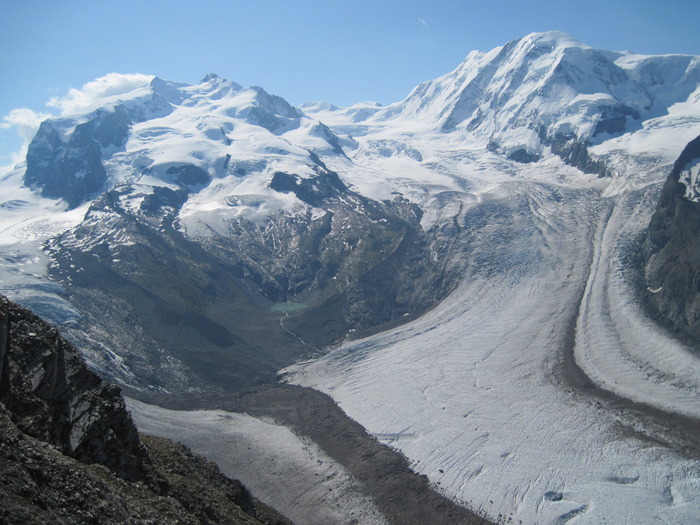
[271,302,307,314]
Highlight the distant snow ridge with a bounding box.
[421,31,699,144]
[306,31,700,178]
[20,73,348,216]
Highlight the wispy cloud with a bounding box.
[0,73,154,170]
[0,107,53,171]
[0,107,52,142]
[417,17,428,27]
[47,72,154,115]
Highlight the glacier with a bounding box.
[126,398,389,525]
[282,180,700,523]
[1,30,700,523]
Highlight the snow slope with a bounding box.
[127,398,388,525]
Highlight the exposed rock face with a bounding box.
[214,162,449,348]
[0,295,144,481]
[644,134,700,340]
[546,134,610,177]
[0,295,292,524]
[23,107,133,209]
[45,186,312,395]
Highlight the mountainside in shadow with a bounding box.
[644,134,700,341]
[0,295,291,524]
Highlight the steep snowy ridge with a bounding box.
[21,73,349,217]
[307,31,700,176]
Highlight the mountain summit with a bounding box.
[307,31,700,175]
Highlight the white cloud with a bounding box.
[417,17,428,27]
[0,149,26,175]
[0,108,53,171]
[0,107,52,143]
[0,73,155,172]
[47,72,154,115]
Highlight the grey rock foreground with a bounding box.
[0,295,291,524]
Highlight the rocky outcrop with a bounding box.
[547,134,610,177]
[45,188,312,395]
[45,159,454,394]
[0,295,293,524]
[0,295,144,481]
[23,107,133,209]
[216,163,450,349]
[644,134,700,340]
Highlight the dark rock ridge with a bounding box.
[0,295,292,524]
[546,133,610,177]
[644,134,700,340]
[489,132,610,176]
[46,186,310,395]
[0,294,144,481]
[218,384,493,525]
[199,161,451,350]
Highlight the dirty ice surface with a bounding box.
[126,398,388,525]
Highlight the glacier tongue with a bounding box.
[283,180,700,524]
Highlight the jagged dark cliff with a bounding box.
[0,295,144,481]
[0,295,292,524]
[644,134,700,341]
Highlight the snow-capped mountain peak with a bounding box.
[388,30,657,142]
[19,73,348,214]
[297,32,699,187]
[3,33,700,524]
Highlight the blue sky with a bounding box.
[1,0,699,164]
